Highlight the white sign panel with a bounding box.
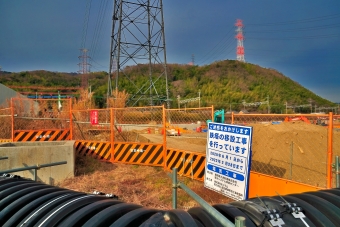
[204,122,253,201]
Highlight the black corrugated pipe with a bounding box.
[1,175,340,227]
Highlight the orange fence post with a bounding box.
[231,112,234,124]
[163,106,166,169]
[327,112,333,188]
[10,98,14,142]
[69,99,73,140]
[211,105,214,122]
[110,108,115,162]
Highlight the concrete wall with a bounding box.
[0,141,75,185]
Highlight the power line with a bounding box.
[196,27,234,65]
[80,0,92,49]
[89,0,110,61]
[247,13,340,26]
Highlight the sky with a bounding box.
[0,1,340,102]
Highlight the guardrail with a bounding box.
[0,161,67,181]
[169,167,245,227]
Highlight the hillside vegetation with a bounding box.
[0,60,335,112]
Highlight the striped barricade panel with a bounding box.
[113,142,164,166]
[180,152,206,181]
[165,149,186,173]
[13,130,70,142]
[75,141,111,160]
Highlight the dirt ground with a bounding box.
[142,122,340,188]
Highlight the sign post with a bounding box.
[204,122,253,201]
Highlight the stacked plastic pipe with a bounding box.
[1,175,340,227]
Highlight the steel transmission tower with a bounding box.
[108,0,170,107]
[78,48,91,88]
[235,19,245,62]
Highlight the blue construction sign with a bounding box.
[204,122,253,201]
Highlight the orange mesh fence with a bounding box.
[0,108,12,140]
[232,113,330,188]
[12,98,71,130]
[112,106,164,144]
[165,107,212,152]
[12,98,71,141]
[71,108,111,141]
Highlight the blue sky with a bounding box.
[0,1,340,102]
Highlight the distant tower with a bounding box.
[235,19,245,62]
[108,0,169,107]
[78,48,91,88]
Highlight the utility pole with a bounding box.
[177,95,180,109]
[267,96,270,114]
[198,89,201,108]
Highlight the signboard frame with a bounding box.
[204,122,253,200]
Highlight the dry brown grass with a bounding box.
[59,155,233,210]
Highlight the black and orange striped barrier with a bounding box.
[75,141,111,161]
[180,152,206,181]
[13,130,70,142]
[165,149,185,172]
[113,142,164,166]
[165,149,206,181]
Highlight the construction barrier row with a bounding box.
[74,141,206,181]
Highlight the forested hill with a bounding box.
[0,60,335,112]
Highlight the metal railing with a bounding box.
[169,167,245,227]
[334,156,340,188]
[0,161,67,181]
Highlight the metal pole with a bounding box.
[172,167,178,209]
[33,168,37,181]
[0,156,8,160]
[178,180,235,227]
[290,141,293,180]
[235,216,246,227]
[336,156,339,188]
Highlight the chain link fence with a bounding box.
[231,113,331,188]
[12,98,71,131]
[113,106,164,143]
[72,106,165,144]
[165,107,212,152]
[3,99,340,188]
[0,108,12,140]
[72,108,111,141]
